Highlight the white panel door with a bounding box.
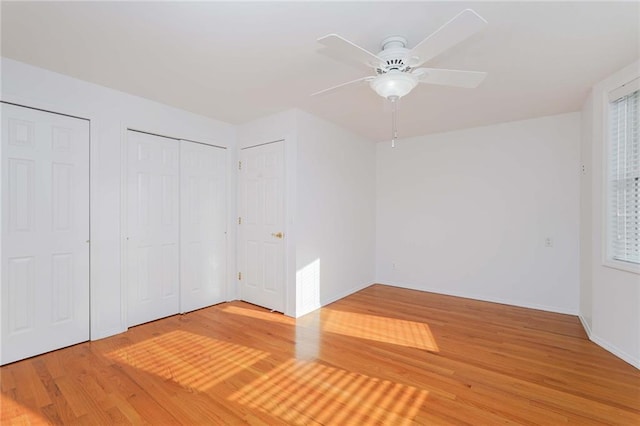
[180,141,226,313]
[238,141,285,312]
[1,103,90,365]
[126,131,179,327]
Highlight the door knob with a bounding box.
[271,232,284,239]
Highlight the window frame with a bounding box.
[602,77,640,275]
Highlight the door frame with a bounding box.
[120,127,230,328]
[0,100,92,362]
[237,136,295,316]
[1,94,104,336]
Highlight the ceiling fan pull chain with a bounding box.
[390,96,399,148]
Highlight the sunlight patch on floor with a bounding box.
[107,330,269,391]
[323,310,439,352]
[229,359,428,425]
[0,392,49,425]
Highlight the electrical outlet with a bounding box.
[545,237,553,247]
[392,261,398,270]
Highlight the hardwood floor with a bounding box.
[1,284,639,425]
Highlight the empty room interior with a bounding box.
[1,1,639,424]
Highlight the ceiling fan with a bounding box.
[312,9,488,145]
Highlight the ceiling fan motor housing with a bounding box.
[377,35,410,73]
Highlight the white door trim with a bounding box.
[1,96,112,340]
[121,127,230,328]
[238,139,287,312]
[1,102,91,364]
[237,133,298,317]
[240,139,285,150]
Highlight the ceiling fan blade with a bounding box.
[311,76,375,97]
[406,9,487,67]
[413,68,487,88]
[318,34,383,68]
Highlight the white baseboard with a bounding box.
[578,314,592,338]
[378,281,639,370]
[590,334,640,370]
[378,281,578,316]
[294,301,322,318]
[320,281,373,307]
[579,314,639,370]
[294,281,374,318]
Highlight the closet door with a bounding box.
[1,103,90,365]
[126,131,179,327]
[180,141,226,312]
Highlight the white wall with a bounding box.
[377,113,581,314]
[295,110,376,316]
[580,60,640,368]
[1,58,236,340]
[7,55,636,368]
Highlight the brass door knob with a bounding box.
[271,232,284,239]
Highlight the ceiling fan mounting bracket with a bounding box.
[380,35,408,50]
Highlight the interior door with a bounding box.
[180,140,227,313]
[126,130,179,327]
[238,141,285,312]
[1,103,90,365]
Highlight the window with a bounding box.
[607,80,639,267]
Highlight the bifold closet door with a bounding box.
[1,103,90,365]
[126,131,179,327]
[180,141,226,313]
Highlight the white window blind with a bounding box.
[608,85,639,265]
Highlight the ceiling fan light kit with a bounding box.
[370,71,418,99]
[313,9,488,147]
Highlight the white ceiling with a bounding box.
[2,1,639,142]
